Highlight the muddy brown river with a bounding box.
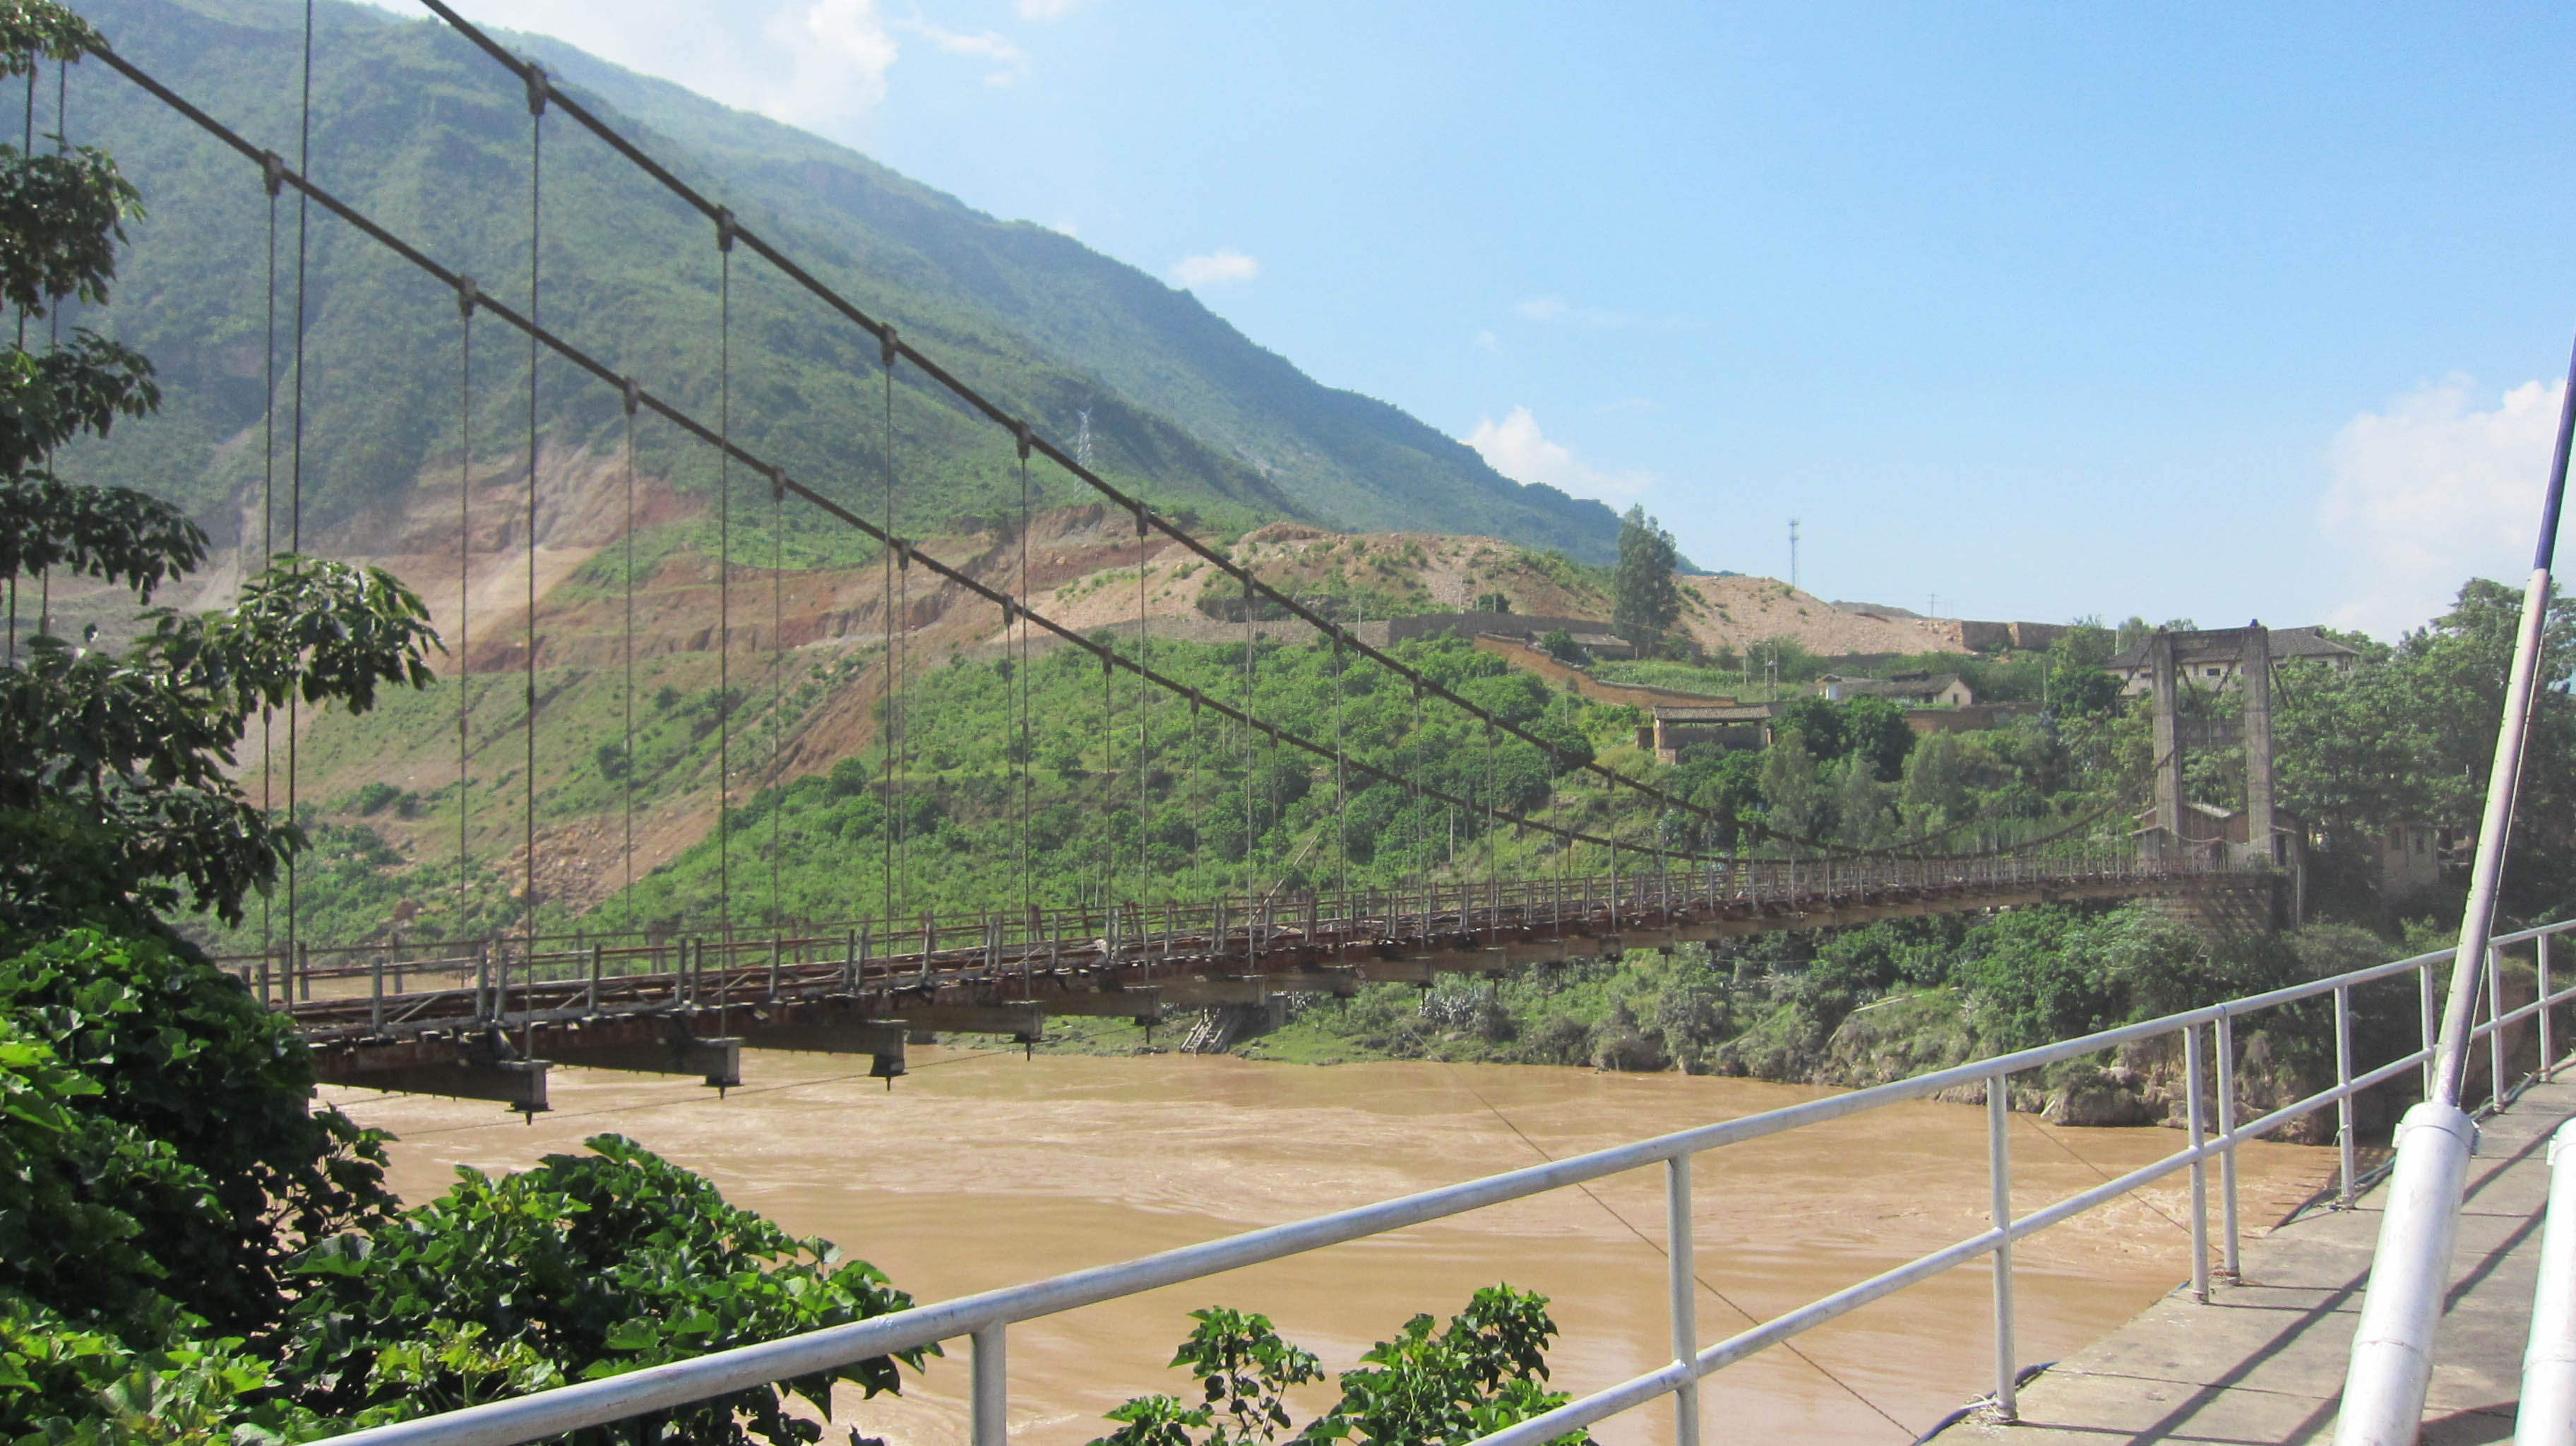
[321,1049,2333,1445]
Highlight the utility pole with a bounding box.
[1075,408,1094,473]
[1788,518,1801,592]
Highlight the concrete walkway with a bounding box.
[1926,1078,2573,1446]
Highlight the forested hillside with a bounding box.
[61,0,1628,560]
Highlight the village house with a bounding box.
[1813,672,1975,707]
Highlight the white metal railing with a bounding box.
[309,917,2576,1446]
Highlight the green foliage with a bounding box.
[1610,506,1681,656]
[0,552,439,933]
[590,635,1625,928]
[0,930,393,1338]
[0,1020,208,1360]
[280,1135,931,1445]
[2277,580,2576,920]
[1092,1286,1585,1446]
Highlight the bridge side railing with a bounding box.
[308,914,2571,1446]
[242,848,2217,1036]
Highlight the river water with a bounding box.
[321,1048,2333,1445]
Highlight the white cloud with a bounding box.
[1170,249,1260,287]
[1594,396,1654,415]
[2322,374,2563,638]
[1463,406,1650,505]
[1513,297,1566,322]
[760,0,901,125]
[1472,330,1500,354]
[1015,0,1089,16]
[907,20,1028,86]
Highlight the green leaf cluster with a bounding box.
[278,1134,931,1445]
[1094,1286,1586,1446]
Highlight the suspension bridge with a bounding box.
[267,851,2242,1109]
[61,4,2576,1443]
[66,5,2261,1114]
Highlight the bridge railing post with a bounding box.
[2545,933,2558,1083]
[2421,958,2438,1097]
[370,950,384,1035]
[2186,1023,2212,1303]
[2216,1011,2241,1279]
[2490,943,2510,1108]
[971,1323,1007,1446]
[589,943,602,1015]
[1666,1153,1701,1446]
[2335,984,2358,1209]
[1988,1068,2018,1422]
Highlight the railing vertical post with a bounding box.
[970,1324,1007,1446]
[2490,943,2510,1107]
[1988,1070,2017,1421]
[370,951,384,1035]
[2421,960,2438,1097]
[588,943,602,1014]
[298,941,312,1003]
[2336,984,2358,1210]
[2546,932,2559,1083]
[2216,1011,2241,1279]
[257,949,272,1010]
[768,936,782,1002]
[1666,1154,1700,1446]
[2186,1023,2212,1303]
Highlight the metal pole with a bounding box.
[2216,1012,2241,1279]
[2488,943,2509,1109]
[588,943,602,1014]
[1987,1070,2018,1421]
[2186,1024,2211,1303]
[2517,1119,2576,1446]
[970,1324,1006,1446]
[1666,1154,1700,1446]
[371,951,384,1034]
[2336,984,2358,1210]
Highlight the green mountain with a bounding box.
[64,0,1628,561]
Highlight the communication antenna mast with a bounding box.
[1788,517,1801,592]
[1075,407,1094,473]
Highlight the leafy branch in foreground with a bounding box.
[1092,1286,1588,1446]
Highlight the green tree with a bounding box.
[1760,730,1824,839]
[1839,695,1914,782]
[1899,731,1967,834]
[1609,506,1681,657]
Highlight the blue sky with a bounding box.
[361,0,2576,639]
